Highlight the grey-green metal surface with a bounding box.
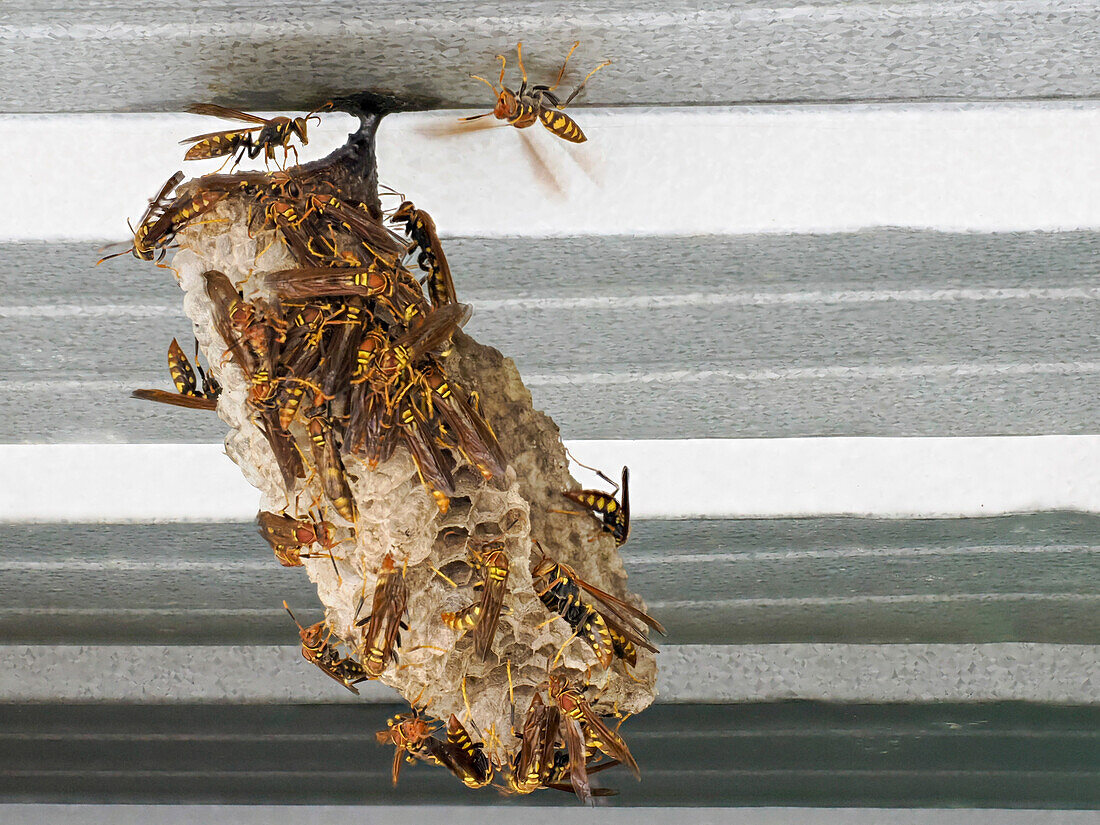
[2,514,1097,645]
[0,702,1096,807]
[4,231,1099,442]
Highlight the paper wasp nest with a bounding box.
[167,107,656,764]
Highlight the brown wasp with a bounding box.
[533,552,663,669]
[394,390,456,515]
[132,338,220,411]
[283,601,369,694]
[419,363,507,484]
[506,693,560,794]
[181,102,328,168]
[355,553,409,678]
[388,200,458,308]
[256,510,338,568]
[549,674,639,788]
[441,540,509,660]
[563,465,630,546]
[463,42,610,144]
[377,713,440,786]
[353,301,470,398]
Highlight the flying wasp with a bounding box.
[180,102,328,168]
[463,42,610,144]
[132,338,220,411]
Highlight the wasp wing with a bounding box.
[131,389,218,410]
[471,553,508,660]
[576,577,666,636]
[576,700,639,779]
[186,103,271,124]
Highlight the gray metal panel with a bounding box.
[3,1,1100,112]
[0,702,1096,807]
[3,514,1097,645]
[4,230,1100,441]
[5,644,1096,704]
[3,808,1099,825]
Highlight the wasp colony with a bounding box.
[111,50,658,803]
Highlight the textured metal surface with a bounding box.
[4,644,1098,705]
[3,809,1098,825]
[2,514,1098,645]
[0,702,1096,807]
[3,1,1100,112]
[5,231,1100,442]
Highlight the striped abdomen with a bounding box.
[539,108,586,143]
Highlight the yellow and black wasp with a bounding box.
[532,551,664,669]
[463,42,610,144]
[132,338,220,411]
[440,540,509,660]
[548,674,640,799]
[388,200,458,308]
[563,465,630,546]
[180,103,328,168]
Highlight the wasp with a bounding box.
[302,191,406,264]
[355,553,409,678]
[394,388,456,515]
[284,602,368,694]
[305,407,357,523]
[133,181,230,261]
[441,540,509,660]
[377,713,441,786]
[256,509,337,567]
[388,201,458,309]
[507,693,561,795]
[203,270,287,410]
[96,172,185,263]
[549,674,639,790]
[544,748,620,799]
[181,102,327,168]
[563,465,630,546]
[256,407,305,490]
[132,338,220,411]
[463,42,610,144]
[353,302,470,401]
[418,363,507,484]
[533,552,664,669]
[440,715,493,789]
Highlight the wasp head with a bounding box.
[494,88,518,120]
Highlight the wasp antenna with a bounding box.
[469,73,499,94]
[515,42,527,85]
[283,601,304,630]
